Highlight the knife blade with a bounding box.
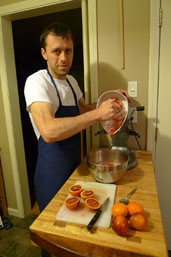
[87,197,109,231]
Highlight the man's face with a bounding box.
[41,33,74,80]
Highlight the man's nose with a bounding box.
[60,51,67,62]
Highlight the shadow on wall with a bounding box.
[98,62,128,95]
[94,62,147,150]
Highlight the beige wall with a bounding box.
[97,0,150,150]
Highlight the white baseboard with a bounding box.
[8,207,25,218]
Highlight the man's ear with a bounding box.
[41,48,47,60]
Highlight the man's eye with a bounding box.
[66,49,72,54]
[53,50,60,55]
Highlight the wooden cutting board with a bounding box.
[56,181,116,228]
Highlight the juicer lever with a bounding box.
[127,129,140,137]
[136,106,144,111]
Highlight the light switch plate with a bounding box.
[128,81,137,97]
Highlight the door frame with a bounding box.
[147,0,160,162]
[0,0,98,217]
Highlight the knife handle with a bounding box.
[87,209,102,231]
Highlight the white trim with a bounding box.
[87,0,99,102]
[82,0,90,104]
[0,0,81,17]
[8,207,22,218]
[81,0,91,152]
[87,0,99,147]
[147,0,160,162]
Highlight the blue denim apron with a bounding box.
[34,69,81,212]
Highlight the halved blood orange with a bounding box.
[80,190,95,200]
[85,198,101,211]
[65,196,80,210]
[69,184,83,196]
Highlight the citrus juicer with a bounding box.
[95,106,145,170]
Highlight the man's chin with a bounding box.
[59,68,70,74]
[54,71,69,79]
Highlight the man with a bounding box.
[24,22,130,213]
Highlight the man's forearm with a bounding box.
[79,102,97,114]
[32,98,121,143]
[42,108,99,143]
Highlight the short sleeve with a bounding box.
[24,73,52,112]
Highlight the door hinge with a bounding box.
[155,127,158,142]
[159,8,163,27]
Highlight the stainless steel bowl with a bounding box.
[87,149,128,183]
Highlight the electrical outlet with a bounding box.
[128,107,137,123]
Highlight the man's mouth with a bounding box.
[59,64,68,69]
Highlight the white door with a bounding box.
[154,0,171,250]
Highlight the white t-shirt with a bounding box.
[24,69,83,139]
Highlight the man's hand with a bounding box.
[96,98,122,121]
[116,89,131,102]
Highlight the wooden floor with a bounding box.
[30,201,40,216]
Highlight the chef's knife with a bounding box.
[87,197,109,231]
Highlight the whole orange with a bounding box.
[112,202,128,217]
[112,215,129,236]
[127,202,144,216]
[130,212,147,230]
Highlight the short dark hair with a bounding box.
[40,22,73,49]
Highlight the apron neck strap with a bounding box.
[46,68,78,107]
[46,68,62,106]
[66,78,78,106]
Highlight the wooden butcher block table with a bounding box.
[30,151,168,257]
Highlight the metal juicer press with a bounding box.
[95,106,145,170]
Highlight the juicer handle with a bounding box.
[136,106,144,111]
[127,129,140,137]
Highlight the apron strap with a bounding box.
[46,68,78,107]
[66,78,78,107]
[46,68,62,106]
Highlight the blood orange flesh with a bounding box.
[85,198,101,211]
[69,184,83,196]
[81,190,95,200]
[65,196,80,210]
